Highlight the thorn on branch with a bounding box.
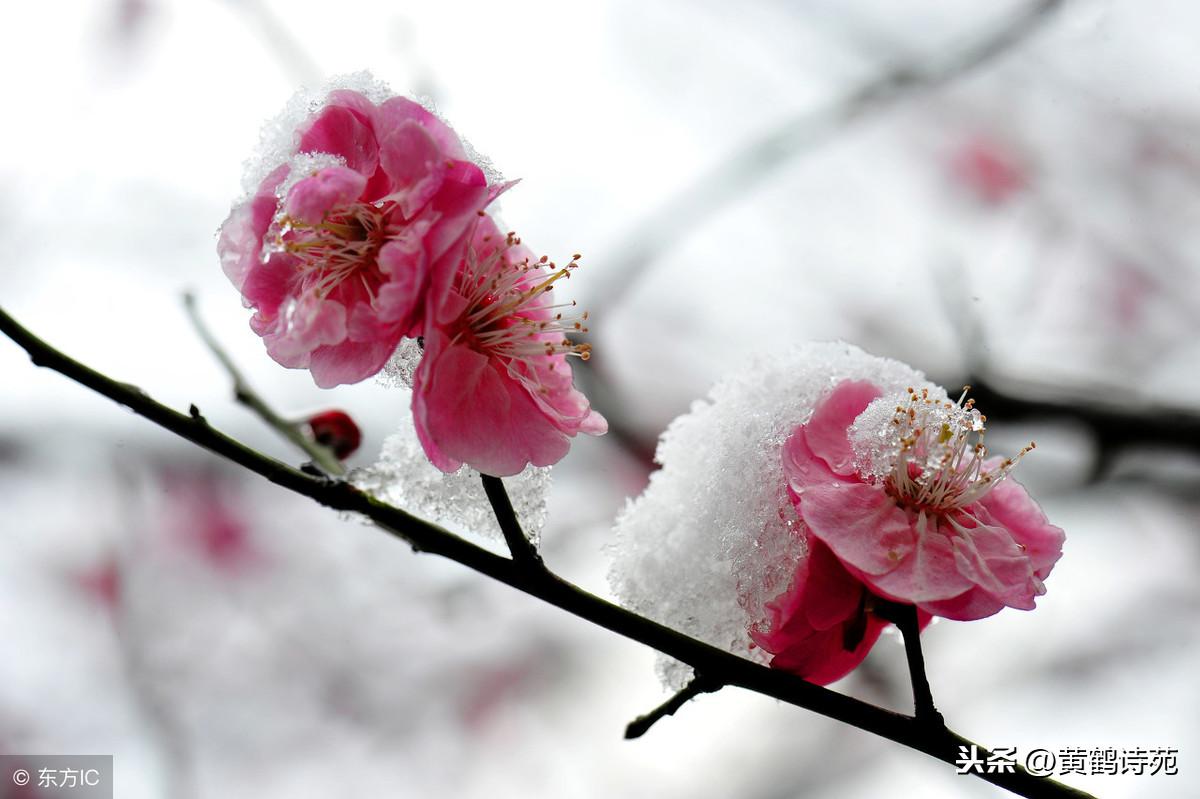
[625,674,721,740]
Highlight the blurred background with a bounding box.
[2,0,1199,796]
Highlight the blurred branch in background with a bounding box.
[588,0,1066,318]
[223,0,322,85]
[581,0,1068,466]
[0,305,1097,799]
[966,375,1200,477]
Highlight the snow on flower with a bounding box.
[410,214,607,477]
[218,75,497,388]
[609,343,1063,688]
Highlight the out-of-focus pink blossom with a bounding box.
[950,136,1028,205]
[412,216,606,477]
[161,469,260,573]
[219,90,493,387]
[75,556,122,611]
[784,380,1064,621]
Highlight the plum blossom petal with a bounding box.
[754,532,937,682]
[376,96,469,160]
[284,166,368,225]
[308,337,398,390]
[782,427,842,495]
[297,103,378,176]
[412,329,574,476]
[920,588,1005,622]
[946,516,1040,609]
[859,511,974,604]
[378,120,447,219]
[801,482,916,577]
[803,380,882,475]
[219,165,287,292]
[974,477,1065,579]
[262,296,347,369]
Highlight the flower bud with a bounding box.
[306,410,362,460]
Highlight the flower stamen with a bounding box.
[454,231,593,368]
[852,386,1034,515]
[270,201,393,300]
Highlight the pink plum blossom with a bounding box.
[782,380,1065,622]
[218,89,494,387]
[412,215,607,477]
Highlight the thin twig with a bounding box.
[588,0,1066,317]
[625,674,721,739]
[0,306,1095,799]
[183,293,345,477]
[232,0,322,86]
[481,473,544,570]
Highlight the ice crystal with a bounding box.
[378,337,425,389]
[351,417,549,545]
[240,73,503,200]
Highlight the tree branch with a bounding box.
[0,306,1094,799]
[183,293,345,477]
[480,473,545,570]
[624,674,721,739]
[967,375,1200,459]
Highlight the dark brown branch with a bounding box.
[0,306,1094,799]
[878,602,942,725]
[625,674,721,739]
[183,292,345,477]
[589,0,1066,317]
[480,473,544,570]
[967,375,1200,458]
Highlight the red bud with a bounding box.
[306,410,362,460]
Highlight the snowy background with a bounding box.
[2,0,1199,797]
